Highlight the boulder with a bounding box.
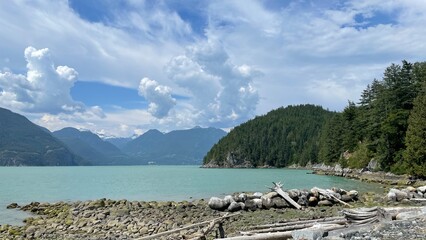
[341,194,353,202]
[348,190,359,200]
[292,224,324,240]
[334,164,343,173]
[417,186,426,194]
[253,192,263,198]
[223,195,235,205]
[235,193,248,202]
[261,196,274,209]
[263,192,278,199]
[367,159,378,171]
[406,186,416,192]
[272,197,289,208]
[6,203,19,209]
[389,188,409,201]
[253,198,263,208]
[244,199,258,211]
[287,189,300,200]
[387,192,397,202]
[297,194,308,207]
[308,196,318,206]
[317,200,333,207]
[228,202,244,212]
[208,197,228,210]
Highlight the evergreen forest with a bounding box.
[204,61,426,178]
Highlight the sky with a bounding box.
[1,0,426,137]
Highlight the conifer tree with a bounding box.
[404,85,426,177]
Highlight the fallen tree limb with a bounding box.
[221,224,346,240]
[138,212,240,240]
[248,216,346,230]
[269,182,302,210]
[312,187,353,207]
[241,218,347,235]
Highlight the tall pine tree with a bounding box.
[403,84,426,177]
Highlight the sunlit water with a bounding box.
[0,165,383,225]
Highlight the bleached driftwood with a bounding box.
[312,187,353,207]
[241,218,346,235]
[269,182,302,210]
[138,212,240,240]
[220,224,346,240]
[341,206,390,225]
[248,216,345,230]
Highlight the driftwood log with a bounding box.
[312,187,353,207]
[137,212,240,240]
[269,182,302,210]
[241,216,347,235]
[220,224,346,240]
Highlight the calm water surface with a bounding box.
[0,165,382,225]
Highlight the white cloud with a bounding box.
[138,77,176,118]
[2,0,426,137]
[166,40,260,127]
[0,47,78,112]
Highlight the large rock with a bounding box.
[308,196,318,206]
[261,196,274,209]
[228,202,244,212]
[292,224,324,240]
[417,186,426,194]
[223,195,235,205]
[317,200,333,207]
[287,189,300,200]
[263,192,278,199]
[244,199,258,211]
[272,197,289,208]
[348,190,359,200]
[367,159,378,171]
[235,193,247,202]
[6,203,19,209]
[387,192,397,201]
[297,194,308,207]
[389,188,409,201]
[341,194,353,202]
[208,197,228,210]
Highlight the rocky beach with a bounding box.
[1,183,426,240]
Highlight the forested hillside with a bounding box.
[0,108,83,166]
[203,105,335,167]
[204,61,426,178]
[319,61,426,177]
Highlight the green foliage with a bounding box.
[204,60,426,178]
[347,141,372,169]
[204,104,335,167]
[403,83,426,177]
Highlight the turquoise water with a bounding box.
[0,166,382,225]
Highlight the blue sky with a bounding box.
[0,0,426,137]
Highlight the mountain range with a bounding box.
[0,108,83,166]
[123,127,227,165]
[0,107,226,166]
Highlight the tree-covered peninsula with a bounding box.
[203,61,426,178]
[204,104,336,168]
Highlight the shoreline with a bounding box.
[202,163,426,188]
[2,182,425,239]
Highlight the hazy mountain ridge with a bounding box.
[123,127,227,165]
[0,107,84,166]
[0,107,227,166]
[53,127,128,165]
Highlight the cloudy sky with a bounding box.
[1,0,425,137]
